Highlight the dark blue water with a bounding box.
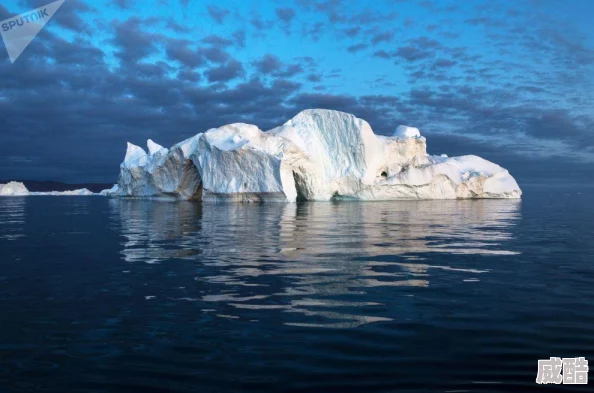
[1,185,593,392]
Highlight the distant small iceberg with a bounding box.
[0,181,29,196]
[0,181,97,197]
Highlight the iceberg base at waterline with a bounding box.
[109,109,521,202]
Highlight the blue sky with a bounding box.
[0,0,593,183]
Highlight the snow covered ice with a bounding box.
[393,125,421,139]
[108,109,522,202]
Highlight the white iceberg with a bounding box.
[0,181,30,196]
[112,109,521,202]
[100,184,120,196]
[30,188,95,196]
[0,182,97,196]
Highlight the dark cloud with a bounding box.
[371,31,394,45]
[275,63,305,78]
[343,26,360,37]
[276,7,296,23]
[206,5,230,24]
[432,58,456,68]
[252,55,305,78]
[394,46,433,61]
[522,111,594,146]
[373,50,390,59]
[22,0,94,33]
[465,17,506,28]
[165,18,193,34]
[250,14,274,31]
[0,4,11,19]
[204,60,245,82]
[233,29,247,48]
[165,39,205,68]
[301,21,325,41]
[0,0,592,185]
[201,35,234,48]
[306,73,321,82]
[111,18,162,66]
[198,46,230,64]
[352,10,398,24]
[177,69,201,83]
[347,43,368,53]
[253,54,283,74]
[298,0,347,23]
[112,0,134,9]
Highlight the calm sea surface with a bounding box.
[1,185,593,392]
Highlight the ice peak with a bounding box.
[123,142,148,167]
[393,125,421,139]
[147,139,165,156]
[284,108,359,126]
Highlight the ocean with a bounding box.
[1,184,593,392]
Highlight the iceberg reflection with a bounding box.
[110,199,520,328]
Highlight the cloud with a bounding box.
[0,4,12,19]
[112,0,134,9]
[204,60,245,82]
[252,54,283,74]
[233,29,247,48]
[201,35,234,48]
[306,73,321,82]
[373,50,390,59]
[343,26,360,37]
[250,14,274,31]
[431,58,456,69]
[22,0,95,33]
[110,18,163,66]
[165,39,205,68]
[198,46,230,64]
[276,7,296,23]
[371,31,394,45]
[206,5,230,24]
[0,0,592,184]
[347,43,368,53]
[394,46,433,61]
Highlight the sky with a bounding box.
[0,0,593,184]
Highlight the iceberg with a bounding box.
[100,184,120,196]
[112,109,522,201]
[30,188,95,196]
[0,181,98,197]
[0,181,30,196]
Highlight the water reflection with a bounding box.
[110,199,521,328]
[0,197,27,241]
